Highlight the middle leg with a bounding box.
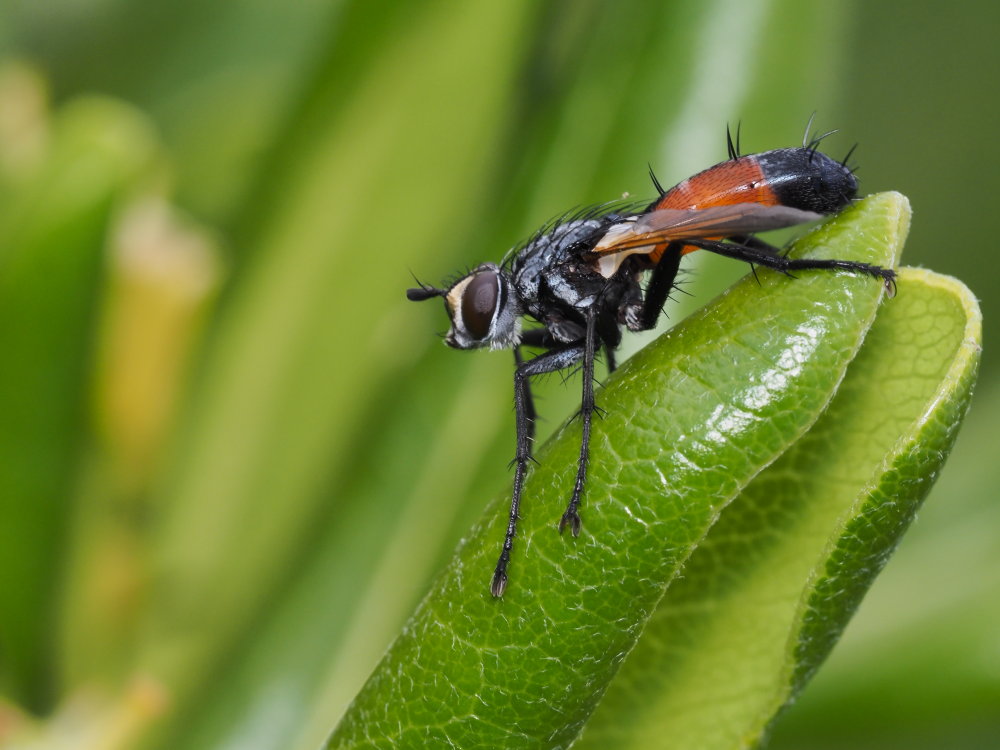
[559,306,599,536]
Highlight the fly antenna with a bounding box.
[406,273,446,301]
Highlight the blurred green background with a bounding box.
[0,1,995,748]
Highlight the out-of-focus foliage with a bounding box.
[0,0,995,748]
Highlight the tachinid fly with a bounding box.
[407,123,896,597]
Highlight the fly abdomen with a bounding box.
[754,147,858,214]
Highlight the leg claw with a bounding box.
[490,568,508,598]
[559,509,582,537]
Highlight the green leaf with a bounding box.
[766,380,1000,750]
[575,267,981,749]
[326,192,929,749]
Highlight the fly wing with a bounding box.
[592,203,824,277]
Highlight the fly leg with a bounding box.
[512,346,536,451]
[597,308,622,373]
[727,234,781,255]
[691,239,897,294]
[520,327,559,349]
[634,242,683,332]
[558,307,599,537]
[492,343,585,597]
[725,234,781,285]
[513,329,558,443]
[605,346,617,373]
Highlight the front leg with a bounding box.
[492,343,586,597]
[513,346,536,451]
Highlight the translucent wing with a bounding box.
[592,203,824,277]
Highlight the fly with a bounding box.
[407,124,896,597]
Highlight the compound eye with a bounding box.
[461,271,500,340]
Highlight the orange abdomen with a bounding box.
[649,156,778,261]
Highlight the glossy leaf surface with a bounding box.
[577,265,981,748]
[328,193,933,749]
